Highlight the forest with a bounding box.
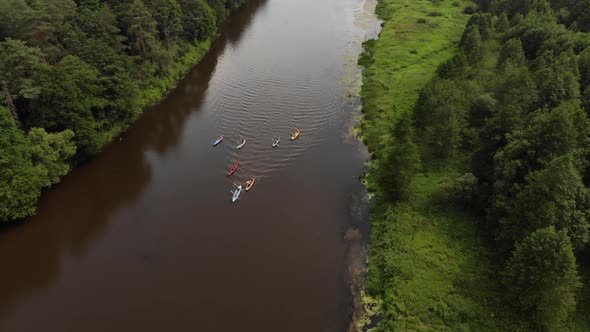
[0,0,244,223]
[361,0,590,330]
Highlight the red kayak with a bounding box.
[227,163,239,176]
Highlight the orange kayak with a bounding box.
[291,130,300,140]
[245,178,256,191]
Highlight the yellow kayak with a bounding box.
[245,178,256,191]
[291,130,301,140]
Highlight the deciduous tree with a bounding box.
[28,127,76,186]
[503,227,580,330]
[0,106,44,222]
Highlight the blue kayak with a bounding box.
[213,135,224,146]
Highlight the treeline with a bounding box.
[384,0,590,329]
[0,0,244,223]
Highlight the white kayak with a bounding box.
[272,137,280,148]
[237,139,246,149]
[213,135,224,146]
[231,185,243,203]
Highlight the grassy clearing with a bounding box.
[359,0,473,160]
[365,169,507,331]
[358,0,508,330]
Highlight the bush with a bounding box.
[463,4,476,14]
[358,39,377,67]
[448,173,478,207]
[417,18,428,24]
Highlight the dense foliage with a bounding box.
[430,0,590,330]
[417,5,590,328]
[361,0,590,330]
[0,0,244,223]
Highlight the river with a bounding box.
[0,0,380,331]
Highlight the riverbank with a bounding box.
[103,39,212,145]
[357,0,504,330]
[0,1,246,224]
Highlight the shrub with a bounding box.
[449,173,478,207]
[463,4,476,14]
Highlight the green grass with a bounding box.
[359,0,473,159]
[358,0,510,330]
[367,170,507,331]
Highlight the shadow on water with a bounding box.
[0,0,267,321]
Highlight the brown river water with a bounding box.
[0,0,380,331]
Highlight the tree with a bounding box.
[461,25,483,64]
[579,46,590,90]
[78,0,100,11]
[35,55,103,158]
[415,79,474,158]
[498,154,590,250]
[583,85,590,117]
[534,54,579,107]
[466,13,494,40]
[68,1,125,53]
[495,65,538,114]
[147,0,183,49]
[507,10,560,59]
[206,0,227,26]
[26,0,77,60]
[179,0,216,42]
[377,113,421,202]
[28,127,76,186]
[503,227,580,330]
[0,0,34,41]
[472,67,538,227]
[495,12,510,33]
[0,106,45,222]
[492,0,554,18]
[127,0,159,57]
[0,39,46,126]
[498,38,527,69]
[83,40,140,125]
[490,101,590,241]
[568,0,590,32]
[493,100,589,186]
[468,93,497,130]
[436,51,467,79]
[59,33,140,127]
